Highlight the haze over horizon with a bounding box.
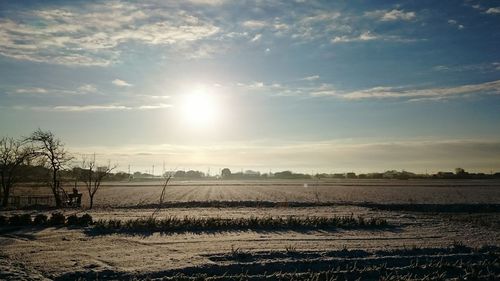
[1,0,499,174]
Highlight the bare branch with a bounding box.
[77,153,116,209]
[0,136,35,207]
[25,129,72,208]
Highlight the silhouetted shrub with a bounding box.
[20,214,32,225]
[49,212,65,225]
[66,214,79,226]
[78,214,93,226]
[9,214,32,226]
[8,214,21,226]
[33,214,48,225]
[0,215,6,226]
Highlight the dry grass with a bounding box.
[0,212,388,234]
[91,215,389,234]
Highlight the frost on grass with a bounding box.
[91,215,389,234]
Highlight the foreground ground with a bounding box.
[1,179,499,280]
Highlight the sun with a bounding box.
[180,86,219,128]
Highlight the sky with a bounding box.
[0,0,499,174]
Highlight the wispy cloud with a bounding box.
[486,7,500,14]
[432,62,500,73]
[50,105,133,112]
[288,11,346,41]
[10,85,96,96]
[331,31,378,43]
[11,103,172,112]
[78,84,98,93]
[250,33,262,42]
[447,19,464,30]
[112,79,132,87]
[137,104,172,110]
[301,75,320,81]
[340,80,500,101]
[14,88,48,94]
[186,0,227,5]
[232,80,337,97]
[242,20,268,29]
[0,1,427,66]
[232,78,500,102]
[365,9,416,21]
[331,31,421,44]
[0,2,220,66]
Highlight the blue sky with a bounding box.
[0,0,499,173]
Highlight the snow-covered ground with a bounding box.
[1,179,499,280]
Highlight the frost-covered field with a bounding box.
[2,179,499,280]
[14,179,500,207]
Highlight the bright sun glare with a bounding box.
[180,86,219,128]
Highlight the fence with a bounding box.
[5,195,55,208]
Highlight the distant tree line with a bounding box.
[218,168,500,180]
[315,169,500,180]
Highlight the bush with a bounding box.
[79,214,93,226]
[20,214,32,225]
[66,214,79,226]
[33,214,48,225]
[0,215,7,226]
[49,212,65,225]
[9,214,32,226]
[64,214,93,226]
[8,214,21,226]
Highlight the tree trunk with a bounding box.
[1,172,13,207]
[89,194,94,209]
[0,171,5,206]
[52,186,61,208]
[1,186,9,207]
[52,169,61,208]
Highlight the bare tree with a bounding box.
[80,154,116,209]
[27,129,72,208]
[0,137,34,207]
[151,171,173,218]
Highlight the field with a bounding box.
[1,179,499,280]
[13,178,500,206]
